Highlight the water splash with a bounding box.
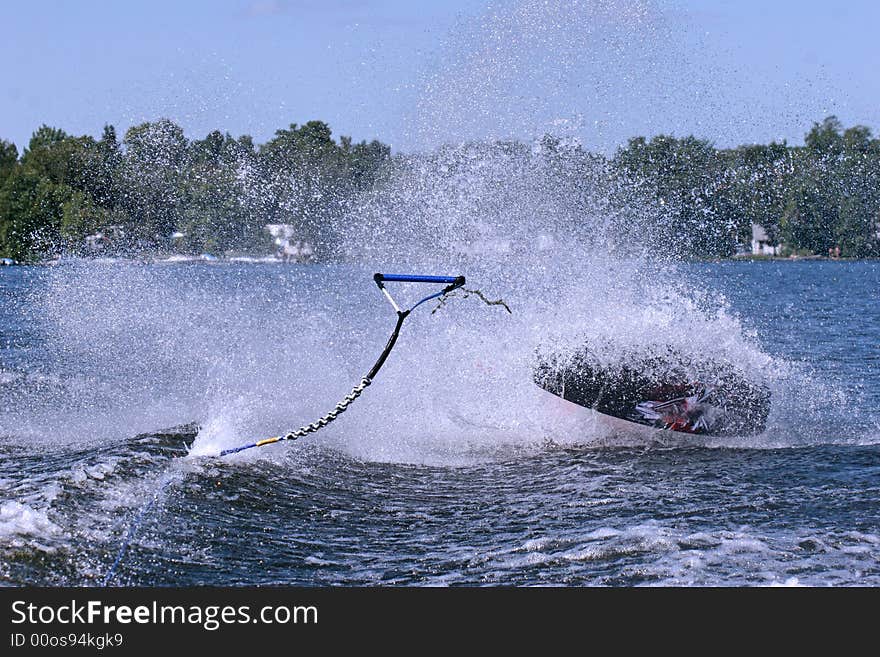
[5,0,873,470]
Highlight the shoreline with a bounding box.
[726,254,869,262]
[2,254,878,267]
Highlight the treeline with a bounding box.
[1,115,878,262]
[613,116,880,258]
[0,120,390,261]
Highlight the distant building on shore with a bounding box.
[751,223,779,256]
[84,225,125,253]
[265,223,315,263]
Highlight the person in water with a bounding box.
[632,384,715,433]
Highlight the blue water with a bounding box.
[1,260,878,586]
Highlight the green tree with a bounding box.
[258,121,350,252]
[120,119,189,245]
[781,116,880,255]
[0,167,74,261]
[718,142,793,246]
[804,116,844,154]
[833,125,880,256]
[0,140,17,183]
[613,135,734,256]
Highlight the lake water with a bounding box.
[1,259,878,585]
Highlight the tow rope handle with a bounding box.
[373,273,465,315]
[374,273,465,286]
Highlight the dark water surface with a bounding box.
[1,260,878,585]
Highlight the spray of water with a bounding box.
[7,0,868,472]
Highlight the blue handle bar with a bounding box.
[374,273,465,286]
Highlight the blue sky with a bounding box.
[2,0,878,154]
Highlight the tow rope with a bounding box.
[102,273,468,585]
[219,273,465,456]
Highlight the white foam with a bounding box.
[718,537,770,554]
[304,555,338,566]
[189,413,247,458]
[769,577,805,587]
[845,531,880,545]
[0,501,61,545]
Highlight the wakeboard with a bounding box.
[533,344,771,438]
